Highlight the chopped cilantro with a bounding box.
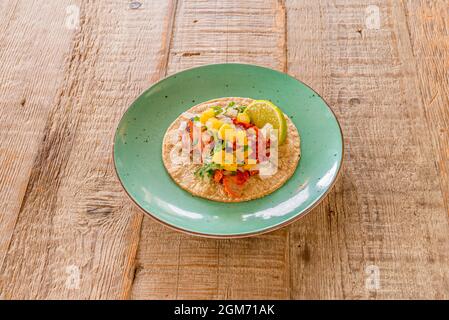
[195,163,222,179]
[211,106,223,115]
[236,105,247,113]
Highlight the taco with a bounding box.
[162,97,300,202]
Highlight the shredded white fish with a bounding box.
[169,131,179,144]
[170,121,188,143]
[201,131,212,142]
[217,114,233,123]
[225,108,238,118]
[179,121,187,131]
[169,141,184,165]
[181,112,196,120]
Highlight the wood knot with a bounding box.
[76,175,126,219]
[129,2,142,10]
[349,98,360,106]
[182,52,201,57]
[301,243,311,263]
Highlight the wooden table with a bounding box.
[0,0,448,300]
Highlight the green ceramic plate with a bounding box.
[114,63,343,238]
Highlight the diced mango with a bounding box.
[223,163,238,172]
[242,163,256,170]
[200,108,216,124]
[236,112,251,124]
[205,117,223,131]
[218,123,234,140]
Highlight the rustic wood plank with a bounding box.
[131,0,290,300]
[0,1,171,299]
[0,0,74,272]
[286,0,449,299]
[166,0,287,74]
[401,0,449,214]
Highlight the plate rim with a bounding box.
[112,63,345,238]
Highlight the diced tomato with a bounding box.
[249,170,259,176]
[223,175,244,197]
[235,171,250,185]
[213,170,224,183]
[232,118,253,129]
[187,120,194,141]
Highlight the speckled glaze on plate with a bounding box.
[113,63,343,238]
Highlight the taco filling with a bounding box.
[162,97,300,202]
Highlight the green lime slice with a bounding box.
[246,100,288,144]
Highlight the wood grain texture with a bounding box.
[0,0,170,299]
[401,0,449,214]
[286,0,449,299]
[131,0,290,300]
[166,0,286,74]
[0,0,74,273]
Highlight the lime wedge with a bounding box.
[246,100,287,144]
